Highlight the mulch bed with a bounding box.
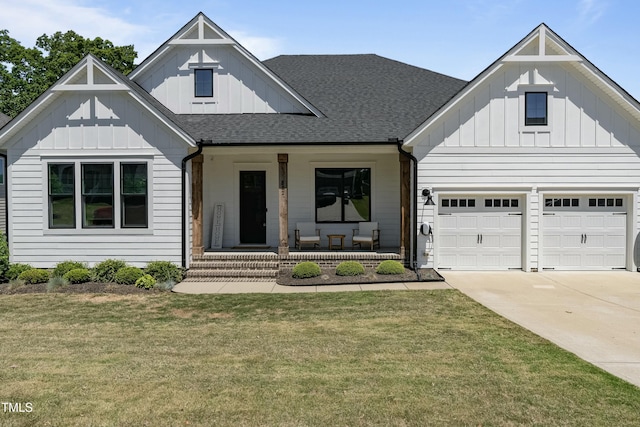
[0,282,166,295]
[276,268,442,286]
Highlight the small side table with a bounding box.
[327,234,346,250]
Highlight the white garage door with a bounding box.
[542,196,627,270]
[438,196,522,270]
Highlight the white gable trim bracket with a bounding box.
[129,13,324,118]
[51,56,130,92]
[502,26,582,63]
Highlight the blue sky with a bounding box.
[2,0,640,98]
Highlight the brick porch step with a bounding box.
[187,252,279,281]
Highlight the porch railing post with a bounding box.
[191,154,204,256]
[278,153,289,256]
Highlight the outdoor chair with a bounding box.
[352,221,380,250]
[295,222,321,250]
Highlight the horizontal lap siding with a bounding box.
[418,150,640,185]
[7,92,189,268]
[9,152,185,268]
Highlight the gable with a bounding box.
[405,24,640,150]
[0,55,195,150]
[129,13,321,116]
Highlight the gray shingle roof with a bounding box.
[173,54,466,144]
[0,112,10,129]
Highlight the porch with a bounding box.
[187,145,413,280]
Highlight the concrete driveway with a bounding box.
[443,271,640,388]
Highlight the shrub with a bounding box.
[6,264,34,281]
[47,276,70,291]
[93,259,127,283]
[53,260,88,278]
[145,261,183,283]
[335,261,365,276]
[115,266,145,285]
[376,260,405,275]
[0,232,9,279]
[18,268,50,284]
[63,268,92,284]
[135,274,157,289]
[292,261,321,279]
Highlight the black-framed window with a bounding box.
[48,163,75,228]
[194,69,213,97]
[525,92,547,125]
[82,164,114,228]
[315,168,371,222]
[121,163,148,228]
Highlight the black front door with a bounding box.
[239,171,267,244]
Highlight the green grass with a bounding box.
[0,290,639,426]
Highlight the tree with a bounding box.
[0,30,137,118]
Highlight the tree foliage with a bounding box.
[0,29,137,117]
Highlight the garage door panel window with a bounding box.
[441,198,475,208]
[588,198,623,207]
[485,198,519,208]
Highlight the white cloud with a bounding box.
[228,30,283,60]
[577,0,608,25]
[0,0,149,55]
[0,1,284,62]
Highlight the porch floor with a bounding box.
[203,246,402,255]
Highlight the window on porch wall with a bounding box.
[315,168,371,223]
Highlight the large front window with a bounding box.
[315,168,371,222]
[47,161,148,230]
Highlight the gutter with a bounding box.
[181,140,206,269]
[394,139,420,279]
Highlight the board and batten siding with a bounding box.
[201,148,401,249]
[7,91,189,268]
[413,62,640,271]
[136,45,307,115]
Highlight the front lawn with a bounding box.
[1,290,638,426]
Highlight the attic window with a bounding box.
[525,92,547,126]
[194,69,213,97]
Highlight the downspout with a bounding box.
[1,153,7,239]
[395,139,419,278]
[181,140,205,269]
